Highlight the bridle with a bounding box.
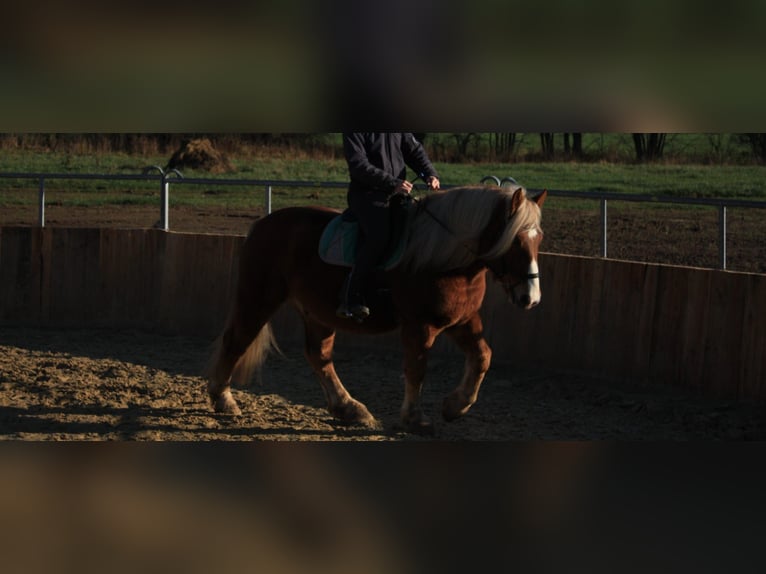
[484,224,542,284]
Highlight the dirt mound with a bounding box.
[166,138,234,173]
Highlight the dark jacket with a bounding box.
[343,133,439,196]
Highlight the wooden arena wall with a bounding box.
[1,226,764,401]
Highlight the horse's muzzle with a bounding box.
[509,274,541,310]
[517,293,537,309]
[511,291,540,310]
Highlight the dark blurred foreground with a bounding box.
[3,1,766,131]
[1,444,764,574]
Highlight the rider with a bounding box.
[337,133,440,321]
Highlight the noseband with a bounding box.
[484,224,542,284]
[485,257,540,283]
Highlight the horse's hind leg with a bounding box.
[302,316,377,427]
[441,314,492,421]
[207,279,284,415]
[207,312,265,415]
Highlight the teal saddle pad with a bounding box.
[318,211,409,271]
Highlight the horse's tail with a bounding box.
[233,322,280,385]
[205,319,281,388]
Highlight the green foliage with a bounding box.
[424,133,760,164]
[3,133,765,164]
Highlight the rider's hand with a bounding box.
[426,176,440,190]
[394,180,414,194]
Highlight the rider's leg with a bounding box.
[337,190,391,320]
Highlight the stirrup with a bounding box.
[336,302,370,322]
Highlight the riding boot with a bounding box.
[336,268,370,321]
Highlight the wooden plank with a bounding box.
[547,254,587,368]
[737,273,766,400]
[46,228,101,325]
[0,228,26,322]
[703,271,748,398]
[677,268,712,392]
[582,257,610,373]
[97,228,161,330]
[647,265,688,386]
[35,228,51,324]
[157,232,244,336]
[633,263,659,383]
[597,259,644,379]
[100,228,127,326]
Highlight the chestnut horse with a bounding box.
[206,185,546,433]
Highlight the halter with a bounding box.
[485,257,540,282]
[484,223,542,283]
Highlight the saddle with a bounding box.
[318,193,415,270]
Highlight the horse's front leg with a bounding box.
[442,314,492,421]
[400,323,440,434]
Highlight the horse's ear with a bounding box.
[534,189,547,207]
[510,187,525,214]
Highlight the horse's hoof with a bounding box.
[404,418,435,436]
[400,411,435,436]
[442,393,474,422]
[213,390,242,415]
[332,399,377,428]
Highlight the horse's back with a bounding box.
[248,206,338,234]
[245,206,339,249]
[240,206,343,280]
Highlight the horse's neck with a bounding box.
[404,189,518,273]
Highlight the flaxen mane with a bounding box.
[399,185,542,272]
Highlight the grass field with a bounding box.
[1,146,765,215]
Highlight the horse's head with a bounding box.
[483,188,547,310]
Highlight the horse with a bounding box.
[205,184,546,434]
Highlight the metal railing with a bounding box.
[1,170,765,270]
[528,187,766,271]
[0,168,350,229]
[482,174,766,271]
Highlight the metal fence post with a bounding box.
[266,185,272,214]
[160,175,170,231]
[142,166,167,230]
[600,198,608,258]
[719,204,727,270]
[38,176,46,227]
[143,166,182,231]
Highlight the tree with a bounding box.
[540,133,555,159]
[742,133,766,164]
[489,132,517,160]
[563,133,583,159]
[451,133,479,161]
[632,133,666,161]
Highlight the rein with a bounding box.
[410,195,479,257]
